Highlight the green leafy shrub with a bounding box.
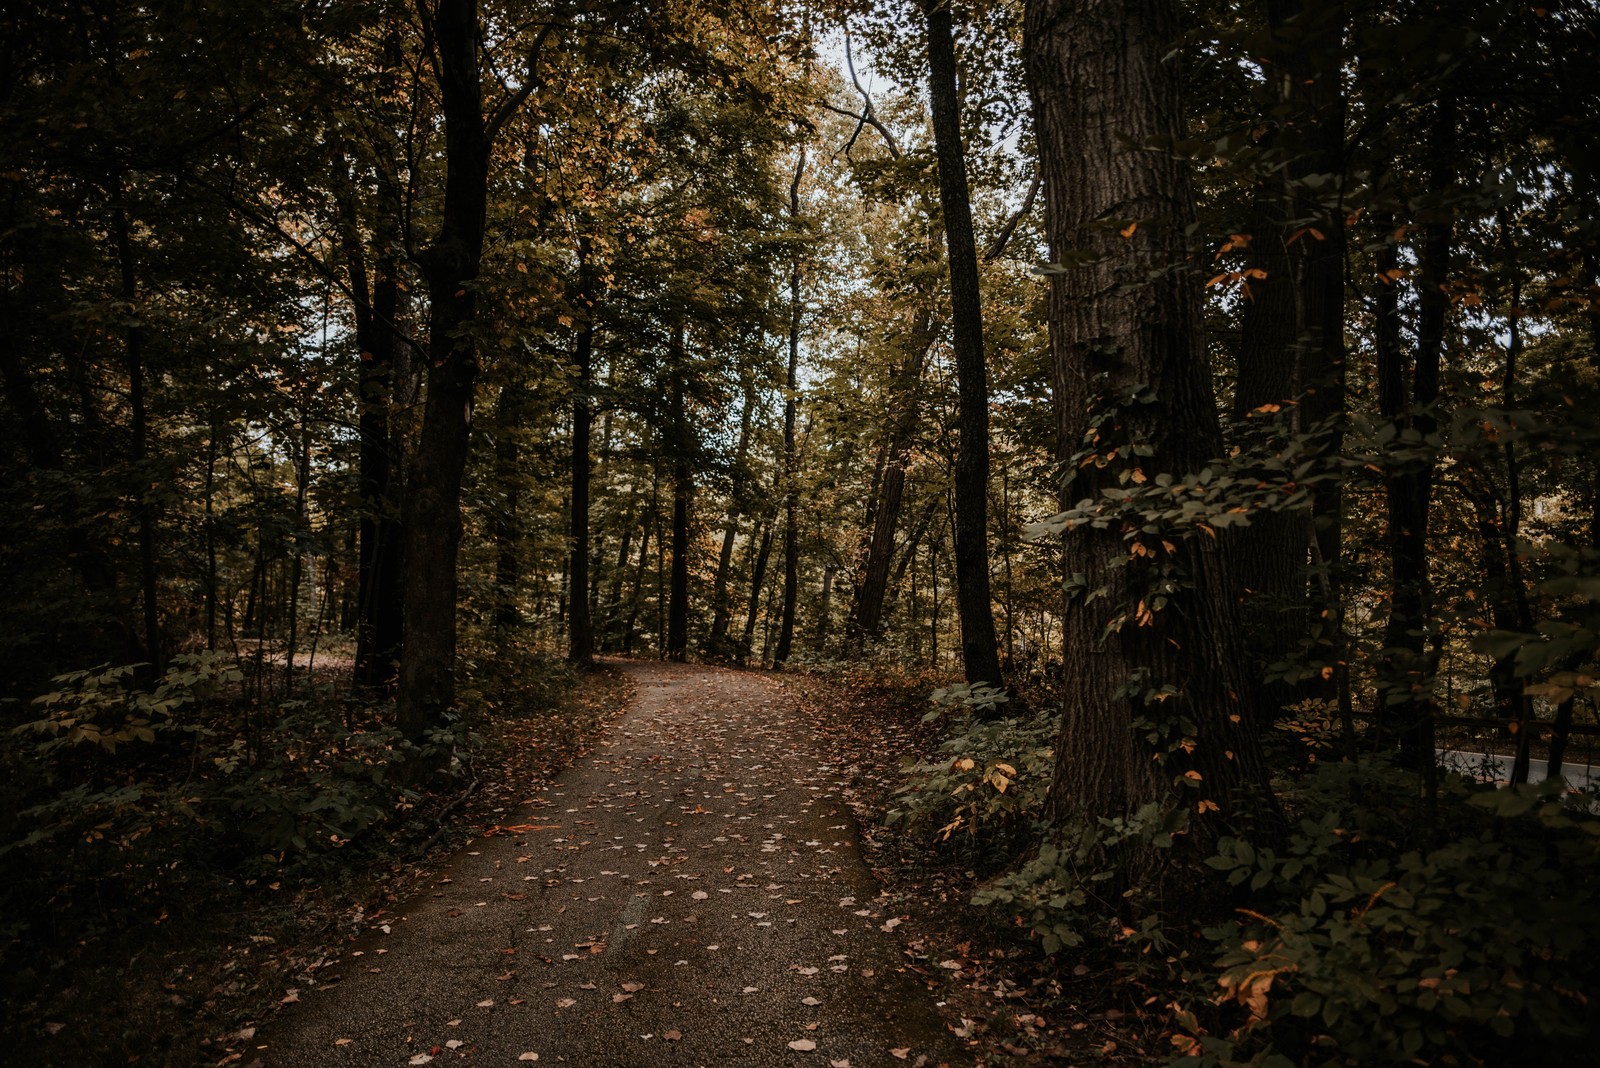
[972,802,1187,954]
[1171,762,1600,1067]
[886,683,1055,864]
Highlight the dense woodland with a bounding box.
[4,0,1600,1064]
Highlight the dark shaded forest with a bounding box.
[3,0,1599,1064]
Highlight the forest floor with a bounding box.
[9,658,1162,1067]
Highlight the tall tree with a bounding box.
[397,2,554,743]
[1024,0,1275,843]
[923,0,1004,691]
[772,148,807,669]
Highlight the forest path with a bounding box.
[253,660,968,1067]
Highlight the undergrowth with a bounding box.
[0,643,616,1066]
[875,670,1600,1067]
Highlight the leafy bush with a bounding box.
[972,801,1187,954]
[0,657,426,942]
[1171,762,1600,1067]
[886,683,1055,864]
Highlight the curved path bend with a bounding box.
[254,661,969,1068]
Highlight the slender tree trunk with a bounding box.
[1230,0,1348,726]
[813,564,837,645]
[113,198,162,673]
[285,404,311,689]
[569,237,596,663]
[773,151,806,669]
[1024,0,1277,848]
[398,0,491,744]
[926,0,1003,690]
[846,316,936,649]
[1374,105,1454,770]
[348,207,407,690]
[623,514,652,655]
[494,379,524,631]
[709,377,757,650]
[666,325,691,661]
[742,517,774,663]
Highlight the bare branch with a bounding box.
[836,31,901,159]
[486,22,559,145]
[983,169,1041,261]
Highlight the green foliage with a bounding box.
[0,658,424,945]
[13,652,240,755]
[885,684,1053,858]
[1172,762,1600,1067]
[973,803,1185,956]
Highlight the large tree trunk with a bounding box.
[772,150,806,669]
[568,237,596,664]
[925,1,1003,690]
[1024,0,1276,847]
[397,0,491,744]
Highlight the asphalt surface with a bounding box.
[251,661,971,1067]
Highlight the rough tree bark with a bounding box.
[1024,0,1277,845]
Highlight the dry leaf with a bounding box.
[890,1049,910,1059]
[662,1030,682,1041]
[788,1038,817,1051]
[518,1054,540,1062]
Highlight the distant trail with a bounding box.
[253,660,970,1067]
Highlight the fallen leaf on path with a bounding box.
[621,980,645,992]
[518,1054,540,1062]
[409,1055,432,1065]
[889,1049,909,1059]
[612,993,633,1003]
[334,1038,352,1046]
[556,998,576,1008]
[881,918,902,932]
[476,999,494,1008]
[445,1040,463,1049]
[830,1061,851,1067]
[788,1038,817,1051]
[663,1030,681,1041]
[802,997,821,1006]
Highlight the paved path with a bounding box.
[253,662,969,1067]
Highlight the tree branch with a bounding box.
[983,169,1041,261]
[486,22,559,145]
